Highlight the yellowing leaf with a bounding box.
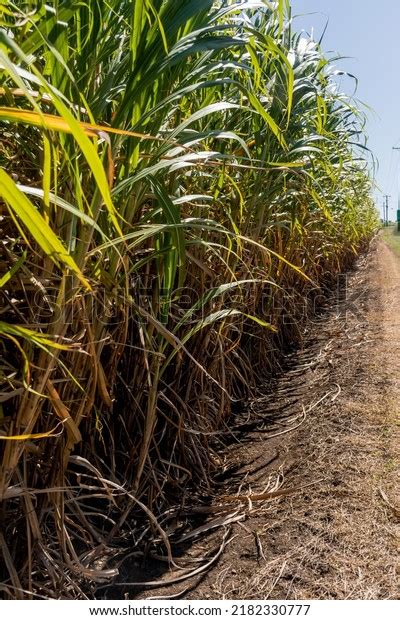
[0,321,71,350]
[0,106,162,140]
[0,169,91,290]
[0,425,63,441]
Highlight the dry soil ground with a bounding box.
[120,237,399,600]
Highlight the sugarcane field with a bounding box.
[0,0,399,607]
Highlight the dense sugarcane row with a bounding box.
[0,0,376,597]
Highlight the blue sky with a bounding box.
[291,0,400,219]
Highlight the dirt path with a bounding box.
[122,239,399,600]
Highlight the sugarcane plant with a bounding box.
[0,0,376,598]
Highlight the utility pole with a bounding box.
[383,195,390,226]
[398,197,400,233]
